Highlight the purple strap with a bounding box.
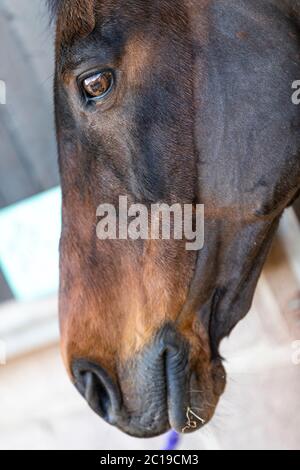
[162,430,180,451]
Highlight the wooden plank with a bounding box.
[0,296,58,360]
[0,270,13,303]
[0,191,7,209]
[1,0,55,91]
[277,209,300,284]
[0,110,41,208]
[294,196,300,221]
[0,7,59,198]
[263,232,300,339]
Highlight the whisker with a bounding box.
[182,407,206,433]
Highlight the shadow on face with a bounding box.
[59,212,225,437]
[54,0,225,437]
[53,0,300,437]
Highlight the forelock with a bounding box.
[47,0,96,45]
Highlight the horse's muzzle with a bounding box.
[72,324,205,438]
[72,359,122,426]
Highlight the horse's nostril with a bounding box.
[72,360,121,425]
[83,371,111,419]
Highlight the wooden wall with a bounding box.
[0,0,59,301]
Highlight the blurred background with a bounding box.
[0,0,300,450]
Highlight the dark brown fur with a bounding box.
[50,0,300,437]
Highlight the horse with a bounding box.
[48,0,300,438]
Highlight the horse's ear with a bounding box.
[51,0,96,45]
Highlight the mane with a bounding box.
[47,0,64,21]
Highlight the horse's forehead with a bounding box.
[54,0,209,48]
[55,0,96,45]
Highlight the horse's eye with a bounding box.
[82,71,114,101]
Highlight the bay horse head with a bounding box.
[49,0,300,437]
